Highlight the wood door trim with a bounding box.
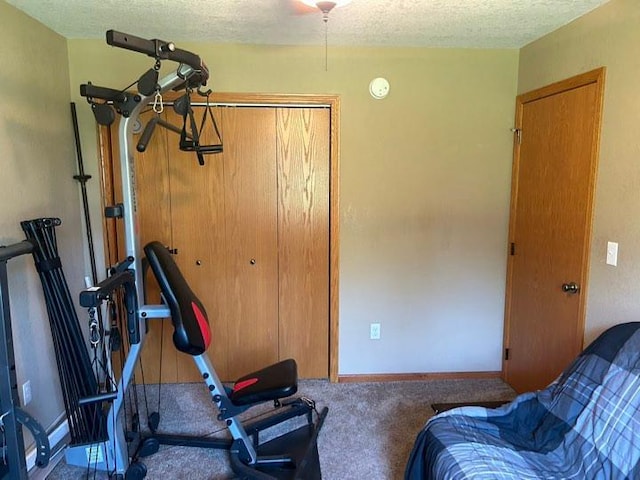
[97,125,118,268]
[97,92,341,382]
[157,91,336,107]
[502,67,606,380]
[210,92,338,106]
[517,68,605,104]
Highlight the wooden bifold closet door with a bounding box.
[276,108,330,379]
[113,103,330,382]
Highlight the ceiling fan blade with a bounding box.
[288,0,319,15]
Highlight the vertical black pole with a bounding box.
[70,105,109,440]
[70,102,99,285]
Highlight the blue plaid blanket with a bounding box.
[405,322,640,479]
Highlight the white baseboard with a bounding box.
[26,418,69,472]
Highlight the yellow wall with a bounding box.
[519,0,640,345]
[0,0,83,447]
[68,41,519,374]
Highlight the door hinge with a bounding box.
[510,242,516,256]
[511,128,522,145]
[504,348,510,361]
[168,248,178,255]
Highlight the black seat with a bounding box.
[231,359,298,406]
[144,241,298,404]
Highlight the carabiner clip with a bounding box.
[153,90,164,114]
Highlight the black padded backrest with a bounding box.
[144,241,211,355]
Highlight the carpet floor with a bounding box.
[46,378,515,479]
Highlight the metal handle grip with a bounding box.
[562,282,580,294]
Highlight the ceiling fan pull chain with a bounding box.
[325,20,328,71]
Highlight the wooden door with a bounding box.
[164,107,228,382]
[100,95,337,383]
[503,69,605,393]
[221,107,279,379]
[277,108,330,378]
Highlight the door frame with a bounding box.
[97,92,341,382]
[502,68,606,380]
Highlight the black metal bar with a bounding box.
[158,118,188,137]
[78,269,140,345]
[79,270,135,307]
[78,392,118,406]
[243,400,314,436]
[79,84,127,103]
[71,102,99,286]
[150,433,232,450]
[137,117,193,153]
[0,241,33,262]
[106,30,209,83]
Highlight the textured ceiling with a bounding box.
[7,0,610,49]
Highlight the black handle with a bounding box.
[80,83,127,102]
[137,116,160,152]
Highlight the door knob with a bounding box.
[562,282,580,294]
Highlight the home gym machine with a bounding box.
[70,30,328,479]
[0,241,50,479]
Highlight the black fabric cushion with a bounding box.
[231,359,298,406]
[144,241,211,355]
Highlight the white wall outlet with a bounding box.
[370,323,381,340]
[22,380,32,405]
[606,241,618,266]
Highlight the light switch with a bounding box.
[606,241,618,266]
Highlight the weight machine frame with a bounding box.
[66,30,209,475]
[70,30,327,479]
